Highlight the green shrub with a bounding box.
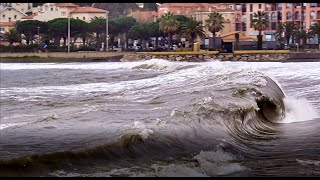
[0,44,39,52]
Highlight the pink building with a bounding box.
[234,3,320,43]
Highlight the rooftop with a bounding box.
[70,7,107,13]
[0,21,16,27]
[56,3,79,7]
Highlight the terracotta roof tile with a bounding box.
[21,13,38,19]
[56,3,79,7]
[0,21,16,27]
[70,7,107,13]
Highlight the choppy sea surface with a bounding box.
[0,60,319,177]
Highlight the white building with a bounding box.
[0,7,27,22]
[0,3,32,14]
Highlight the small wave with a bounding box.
[297,159,320,166]
[121,121,154,141]
[281,97,319,124]
[131,59,199,72]
[0,122,28,130]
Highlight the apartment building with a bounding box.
[234,3,320,43]
[0,3,32,14]
[26,3,79,22]
[158,3,235,39]
[69,7,107,23]
[22,3,107,23]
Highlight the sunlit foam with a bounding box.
[281,97,319,124]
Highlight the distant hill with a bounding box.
[93,3,143,18]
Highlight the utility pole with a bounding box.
[68,14,71,53]
[37,27,40,44]
[106,11,109,51]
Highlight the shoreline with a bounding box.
[1,57,320,63]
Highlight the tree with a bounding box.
[234,33,240,50]
[69,19,88,46]
[89,17,107,50]
[294,29,308,46]
[159,12,180,51]
[128,23,150,49]
[3,29,20,45]
[309,22,320,47]
[47,18,68,46]
[180,17,206,47]
[281,21,296,45]
[251,11,269,50]
[147,21,162,48]
[275,22,286,49]
[16,20,48,45]
[205,12,224,50]
[116,16,137,51]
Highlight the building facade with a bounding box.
[0,3,32,14]
[0,7,27,23]
[158,3,235,39]
[234,3,320,43]
[69,7,107,23]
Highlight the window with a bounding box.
[258,4,262,9]
[250,4,253,12]
[51,8,53,11]
[311,11,316,20]
[2,14,5,18]
[83,17,85,20]
[0,27,5,31]
[271,22,277,30]
[286,3,292,9]
[76,17,79,19]
[311,3,316,7]
[8,17,11,22]
[236,4,241,11]
[236,14,241,22]
[14,15,17,19]
[229,5,234,10]
[286,12,292,20]
[271,12,276,20]
[61,12,66,16]
[250,14,253,28]
[236,23,241,31]
[266,35,272,41]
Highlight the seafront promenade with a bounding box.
[1,51,320,63]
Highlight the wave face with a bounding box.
[0,60,319,177]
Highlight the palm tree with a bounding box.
[251,11,269,50]
[205,12,224,50]
[309,22,320,47]
[159,12,180,51]
[275,22,286,49]
[294,29,308,46]
[281,22,296,45]
[180,18,206,48]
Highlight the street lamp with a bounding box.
[37,27,40,44]
[68,14,71,53]
[106,11,109,51]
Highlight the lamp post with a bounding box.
[68,14,71,53]
[37,27,40,44]
[106,11,109,51]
